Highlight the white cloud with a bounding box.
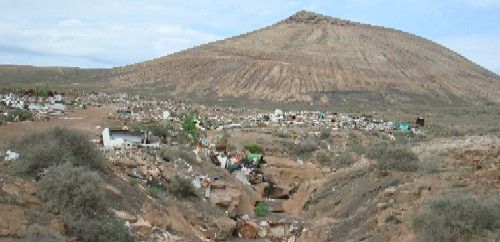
[1,0,295,67]
[0,14,222,67]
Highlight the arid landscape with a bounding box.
[0,9,499,242]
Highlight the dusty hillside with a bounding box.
[0,65,106,86]
[107,11,499,104]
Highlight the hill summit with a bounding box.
[107,11,499,104]
[283,10,356,25]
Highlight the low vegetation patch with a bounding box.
[10,127,103,176]
[181,112,200,143]
[319,129,331,140]
[274,129,292,138]
[367,143,419,172]
[169,176,196,198]
[128,178,140,187]
[37,163,132,242]
[334,152,357,169]
[159,147,196,162]
[65,215,132,242]
[146,186,164,199]
[316,151,331,165]
[6,109,33,122]
[130,120,173,139]
[37,163,106,219]
[346,133,367,155]
[23,224,65,242]
[413,194,500,242]
[244,143,263,154]
[255,202,269,217]
[294,138,319,155]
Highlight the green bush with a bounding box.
[146,187,164,199]
[244,143,263,154]
[367,143,419,172]
[182,114,199,143]
[33,88,49,97]
[413,195,500,242]
[10,127,104,176]
[37,163,106,217]
[128,178,140,187]
[131,120,172,139]
[169,176,196,198]
[255,202,269,217]
[22,224,65,242]
[7,109,33,122]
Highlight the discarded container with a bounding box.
[192,178,201,189]
[217,154,228,168]
[246,154,263,164]
[228,163,241,172]
[4,150,19,161]
[416,117,425,127]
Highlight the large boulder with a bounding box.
[209,187,242,215]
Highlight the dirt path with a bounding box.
[0,105,116,144]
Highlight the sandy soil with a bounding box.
[0,105,116,144]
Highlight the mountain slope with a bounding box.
[107,11,499,104]
[0,65,106,87]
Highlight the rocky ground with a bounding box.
[0,105,498,242]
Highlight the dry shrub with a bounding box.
[159,147,195,162]
[65,215,132,242]
[413,195,500,242]
[346,137,366,155]
[319,129,331,140]
[367,143,419,172]
[37,164,132,242]
[10,127,103,176]
[37,163,105,218]
[22,224,65,242]
[294,138,319,155]
[169,176,196,198]
[316,151,331,165]
[334,152,357,169]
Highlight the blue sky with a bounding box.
[0,0,499,74]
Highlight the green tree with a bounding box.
[182,113,199,143]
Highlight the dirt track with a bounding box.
[0,105,115,144]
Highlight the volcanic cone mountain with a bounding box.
[107,11,499,104]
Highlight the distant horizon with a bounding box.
[0,1,499,74]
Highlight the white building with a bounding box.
[101,128,159,148]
